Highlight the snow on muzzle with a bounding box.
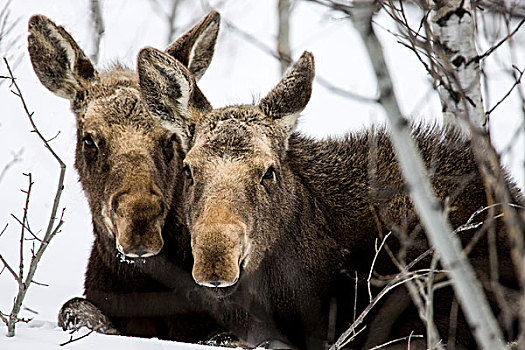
[108,184,166,258]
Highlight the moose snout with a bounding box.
[191,222,247,288]
[108,184,166,258]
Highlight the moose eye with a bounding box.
[262,166,275,181]
[82,135,96,149]
[182,165,193,181]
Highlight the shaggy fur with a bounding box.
[138,49,524,349]
[28,13,223,341]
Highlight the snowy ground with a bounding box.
[0,320,228,350]
[0,0,523,349]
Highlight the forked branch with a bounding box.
[0,58,66,337]
[342,2,506,349]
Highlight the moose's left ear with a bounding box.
[28,15,98,101]
[165,10,220,81]
[259,51,314,134]
[138,47,211,152]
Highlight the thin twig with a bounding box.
[469,18,525,65]
[368,333,424,350]
[0,148,23,183]
[367,232,391,302]
[485,65,525,116]
[277,0,292,75]
[2,58,67,337]
[331,269,437,349]
[223,17,378,103]
[18,174,33,289]
[0,223,8,237]
[0,254,21,284]
[60,324,102,346]
[10,214,42,242]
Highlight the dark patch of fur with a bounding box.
[138,50,524,348]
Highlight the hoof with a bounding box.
[58,297,119,335]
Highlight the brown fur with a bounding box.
[28,13,224,341]
[138,50,523,348]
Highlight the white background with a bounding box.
[0,0,523,348]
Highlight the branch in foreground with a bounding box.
[0,58,67,337]
[429,0,525,344]
[332,268,438,349]
[339,2,506,349]
[60,325,101,346]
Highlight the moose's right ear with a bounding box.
[259,51,315,136]
[28,15,98,100]
[165,10,220,81]
[138,47,206,152]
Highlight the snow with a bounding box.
[0,0,523,349]
[0,320,227,350]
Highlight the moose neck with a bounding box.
[286,132,385,261]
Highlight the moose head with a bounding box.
[138,47,314,285]
[28,12,219,258]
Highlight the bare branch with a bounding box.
[0,148,22,184]
[2,58,67,337]
[0,223,7,238]
[277,0,292,75]
[16,173,33,306]
[332,269,438,349]
[0,312,7,325]
[485,65,525,117]
[89,0,105,63]
[166,0,181,44]
[223,18,377,103]
[345,2,506,348]
[60,325,101,346]
[10,214,42,242]
[0,253,21,284]
[470,18,525,65]
[0,0,22,85]
[367,232,391,302]
[368,333,424,350]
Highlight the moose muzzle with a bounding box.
[109,184,165,258]
[191,220,248,288]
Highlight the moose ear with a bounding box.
[259,51,314,135]
[28,15,98,100]
[138,47,210,152]
[165,11,220,81]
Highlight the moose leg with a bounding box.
[58,297,119,335]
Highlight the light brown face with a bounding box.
[182,107,285,287]
[137,48,314,285]
[28,13,220,259]
[76,85,180,258]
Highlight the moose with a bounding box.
[28,13,228,342]
[137,48,523,349]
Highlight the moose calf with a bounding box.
[28,13,224,341]
[138,48,523,349]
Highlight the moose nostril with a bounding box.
[127,249,153,258]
